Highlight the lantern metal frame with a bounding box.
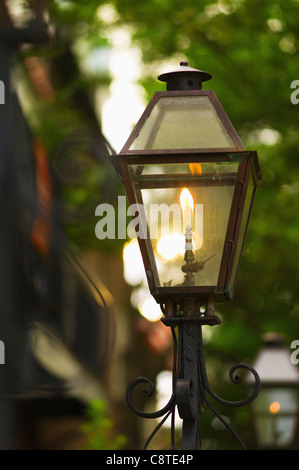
[120,90,244,153]
[115,148,260,306]
[111,62,261,450]
[113,88,261,305]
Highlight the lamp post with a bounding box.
[112,61,261,450]
[247,333,299,449]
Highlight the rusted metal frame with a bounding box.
[110,150,245,178]
[127,152,245,299]
[133,180,236,190]
[224,158,261,299]
[131,172,238,181]
[120,92,161,153]
[141,97,168,150]
[207,91,246,151]
[216,155,249,295]
[120,153,248,194]
[221,154,259,300]
[132,193,162,294]
[119,151,252,163]
[132,176,237,190]
[141,95,233,151]
[120,160,160,295]
[227,158,259,296]
[118,151,258,302]
[121,147,243,156]
[227,180,255,298]
[131,171,238,181]
[155,286,224,305]
[120,89,246,153]
[252,152,262,184]
[121,148,245,156]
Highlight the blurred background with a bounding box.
[0,0,298,450]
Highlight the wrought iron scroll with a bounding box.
[126,326,177,418]
[126,317,260,450]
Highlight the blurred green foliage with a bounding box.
[81,400,127,450]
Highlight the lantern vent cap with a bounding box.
[158,61,212,91]
[262,332,285,348]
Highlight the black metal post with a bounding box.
[177,321,203,449]
[163,298,220,450]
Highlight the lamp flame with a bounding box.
[180,188,194,214]
[189,163,202,175]
[269,401,280,414]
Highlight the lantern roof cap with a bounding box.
[158,61,212,90]
[246,332,299,386]
[262,332,285,348]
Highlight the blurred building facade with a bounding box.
[0,2,124,449]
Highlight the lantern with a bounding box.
[112,61,261,320]
[248,333,299,449]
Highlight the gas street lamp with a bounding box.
[112,61,261,450]
[247,333,299,449]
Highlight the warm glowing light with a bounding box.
[189,163,202,175]
[180,188,194,213]
[269,401,281,414]
[123,239,146,285]
[139,296,162,322]
[180,188,194,230]
[157,233,185,260]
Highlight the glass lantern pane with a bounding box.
[128,160,239,289]
[227,169,255,296]
[129,95,236,150]
[253,388,299,448]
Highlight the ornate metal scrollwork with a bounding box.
[126,326,177,418]
[126,317,260,450]
[126,376,176,419]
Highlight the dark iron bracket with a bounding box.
[126,309,260,450]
